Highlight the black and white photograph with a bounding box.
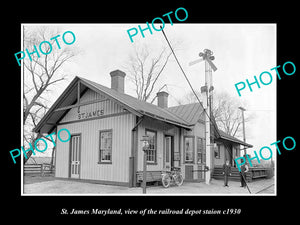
[4,1,298,220]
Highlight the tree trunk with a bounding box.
[23,133,42,164]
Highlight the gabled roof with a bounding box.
[79,77,191,127]
[33,76,192,134]
[33,76,253,148]
[167,102,252,148]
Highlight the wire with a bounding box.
[160,26,252,194]
[160,27,204,115]
[160,26,219,137]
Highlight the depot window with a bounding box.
[184,136,194,163]
[99,130,112,163]
[145,129,157,164]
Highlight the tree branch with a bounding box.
[23,26,77,163]
[145,51,172,101]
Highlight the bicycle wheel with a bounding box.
[174,174,184,186]
[161,174,171,188]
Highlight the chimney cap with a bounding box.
[110,70,126,78]
[156,91,169,97]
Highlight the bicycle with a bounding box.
[161,167,184,188]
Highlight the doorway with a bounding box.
[69,135,81,178]
[164,135,174,170]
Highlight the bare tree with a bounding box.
[179,90,254,138]
[176,90,202,105]
[214,92,255,138]
[124,45,172,102]
[23,26,77,164]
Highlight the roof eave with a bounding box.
[33,77,82,134]
[139,110,192,129]
[217,136,253,148]
[33,76,150,134]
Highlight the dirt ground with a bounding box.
[23,175,56,185]
[23,175,275,195]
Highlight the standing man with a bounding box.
[240,162,249,188]
[222,160,231,187]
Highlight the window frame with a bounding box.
[184,135,195,164]
[98,129,113,164]
[145,128,157,165]
[214,143,221,159]
[197,137,206,164]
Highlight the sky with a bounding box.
[24,23,276,159]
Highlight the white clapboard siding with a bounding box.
[56,113,134,183]
[55,88,135,183]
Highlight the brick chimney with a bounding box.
[156,91,169,108]
[110,70,126,93]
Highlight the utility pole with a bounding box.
[204,59,212,185]
[238,107,247,156]
[189,49,217,185]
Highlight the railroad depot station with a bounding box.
[33,70,266,187]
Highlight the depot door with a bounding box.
[164,136,173,170]
[70,135,81,179]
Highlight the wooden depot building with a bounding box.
[33,70,252,187]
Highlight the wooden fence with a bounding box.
[212,166,272,182]
[24,163,55,176]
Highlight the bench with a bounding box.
[136,171,162,185]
